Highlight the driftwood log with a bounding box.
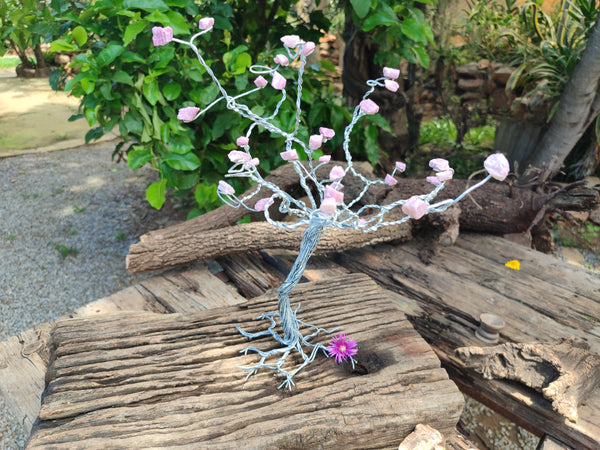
[456,338,600,423]
[26,275,465,448]
[127,162,599,273]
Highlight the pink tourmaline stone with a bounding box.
[402,196,429,220]
[152,26,173,46]
[177,106,200,122]
[383,67,400,80]
[271,71,286,90]
[198,17,214,30]
[329,165,345,180]
[484,153,510,181]
[359,99,379,115]
[280,149,298,161]
[384,174,397,186]
[236,136,249,146]
[319,127,335,139]
[218,180,235,195]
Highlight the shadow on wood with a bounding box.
[26,275,464,449]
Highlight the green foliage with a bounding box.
[50,242,79,258]
[46,0,339,212]
[347,0,435,68]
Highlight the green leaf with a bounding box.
[97,44,123,67]
[400,18,426,43]
[362,5,398,31]
[146,179,167,209]
[168,134,194,154]
[85,127,104,144]
[72,26,88,46]
[190,84,220,105]
[123,0,168,11]
[127,145,154,169]
[163,81,182,101]
[123,20,148,45]
[319,59,337,72]
[80,77,96,94]
[364,125,380,166]
[50,39,77,52]
[112,71,134,86]
[143,79,161,105]
[162,152,201,171]
[350,0,370,18]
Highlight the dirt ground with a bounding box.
[0,70,115,156]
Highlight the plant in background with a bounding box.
[157,19,510,389]
[49,0,346,216]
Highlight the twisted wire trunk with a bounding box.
[277,221,324,344]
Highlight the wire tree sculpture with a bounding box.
[152,20,510,390]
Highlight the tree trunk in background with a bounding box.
[520,15,600,183]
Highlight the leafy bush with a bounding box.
[49,0,356,216]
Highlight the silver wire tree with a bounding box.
[152,20,510,389]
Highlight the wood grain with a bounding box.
[26,275,464,449]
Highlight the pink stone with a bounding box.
[436,170,453,182]
[271,71,286,90]
[319,155,331,163]
[152,26,173,46]
[319,197,337,216]
[395,161,406,172]
[281,35,301,48]
[254,76,268,88]
[329,165,345,180]
[426,176,441,185]
[429,158,450,171]
[218,180,235,195]
[402,196,429,220]
[236,136,249,146]
[177,106,200,122]
[309,134,323,150]
[383,67,400,80]
[359,99,379,115]
[302,41,316,55]
[324,185,344,204]
[484,153,510,181]
[280,149,298,161]
[198,17,214,30]
[255,197,273,211]
[274,54,289,66]
[228,150,251,163]
[385,79,400,92]
[384,174,397,186]
[319,127,335,139]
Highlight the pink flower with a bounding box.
[302,41,316,55]
[429,158,450,171]
[436,170,453,182]
[274,54,289,66]
[359,99,379,115]
[319,127,335,139]
[402,196,429,220]
[228,150,251,163]
[484,153,510,181]
[254,76,268,88]
[281,35,301,48]
[329,165,345,180]
[383,67,400,80]
[217,180,235,195]
[327,333,358,364]
[385,79,399,92]
[309,134,323,150]
[319,155,331,163]
[324,185,344,204]
[271,71,286,90]
[255,197,273,211]
[426,176,441,185]
[198,17,214,30]
[280,149,298,161]
[319,197,337,216]
[177,106,200,122]
[395,161,406,172]
[236,136,249,146]
[384,174,397,186]
[152,26,173,46]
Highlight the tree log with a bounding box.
[456,338,600,423]
[127,218,412,274]
[127,164,599,273]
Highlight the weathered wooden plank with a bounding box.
[0,262,245,437]
[27,275,464,449]
[333,233,600,449]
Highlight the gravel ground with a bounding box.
[0,142,188,449]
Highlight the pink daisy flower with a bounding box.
[327,333,358,364]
